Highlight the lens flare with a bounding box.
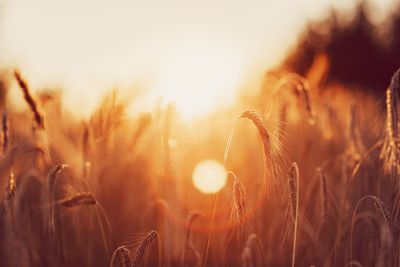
[192,160,227,194]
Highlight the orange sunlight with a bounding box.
[151,47,245,120]
[0,0,374,119]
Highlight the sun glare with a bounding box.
[151,49,244,121]
[192,160,227,194]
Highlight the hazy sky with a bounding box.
[0,0,395,117]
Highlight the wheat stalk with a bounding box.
[131,230,159,267]
[0,171,16,218]
[239,111,271,164]
[317,168,328,225]
[289,74,316,125]
[2,111,8,154]
[182,212,202,267]
[241,233,265,267]
[110,246,131,267]
[347,104,365,160]
[233,178,247,222]
[371,196,394,230]
[161,104,173,190]
[46,164,68,233]
[350,195,397,263]
[6,171,16,204]
[380,68,400,176]
[81,124,92,180]
[132,113,152,146]
[287,162,299,267]
[269,71,316,124]
[224,110,273,190]
[14,70,44,129]
[206,110,272,267]
[227,171,251,242]
[377,224,393,267]
[59,193,97,208]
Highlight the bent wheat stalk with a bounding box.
[269,71,316,124]
[182,212,202,267]
[350,195,395,263]
[131,230,160,267]
[47,164,68,233]
[329,139,384,265]
[224,110,273,190]
[110,246,131,267]
[204,110,273,267]
[241,233,265,267]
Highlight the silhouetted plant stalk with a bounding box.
[182,212,202,267]
[227,171,251,242]
[203,110,273,267]
[332,69,400,261]
[317,168,328,229]
[1,171,16,232]
[59,193,97,208]
[380,68,400,219]
[241,233,265,267]
[47,164,68,233]
[46,164,67,265]
[82,124,91,180]
[380,68,400,177]
[132,113,152,147]
[14,70,44,129]
[287,162,299,267]
[224,110,273,191]
[162,105,173,185]
[111,230,159,267]
[131,230,160,267]
[110,246,131,267]
[350,195,397,263]
[267,70,316,125]
[2,111,8,154]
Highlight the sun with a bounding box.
[151,47,244,121]
[192,160,227,194]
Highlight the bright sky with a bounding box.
[0,0,395,118]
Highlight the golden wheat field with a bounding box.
[1,1,400,267]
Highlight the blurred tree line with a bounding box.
[284,1,400,94]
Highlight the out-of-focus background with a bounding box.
[0,0,397,118]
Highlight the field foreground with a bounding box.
[0,68,400,267]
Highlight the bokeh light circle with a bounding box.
[192,160,227,194]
